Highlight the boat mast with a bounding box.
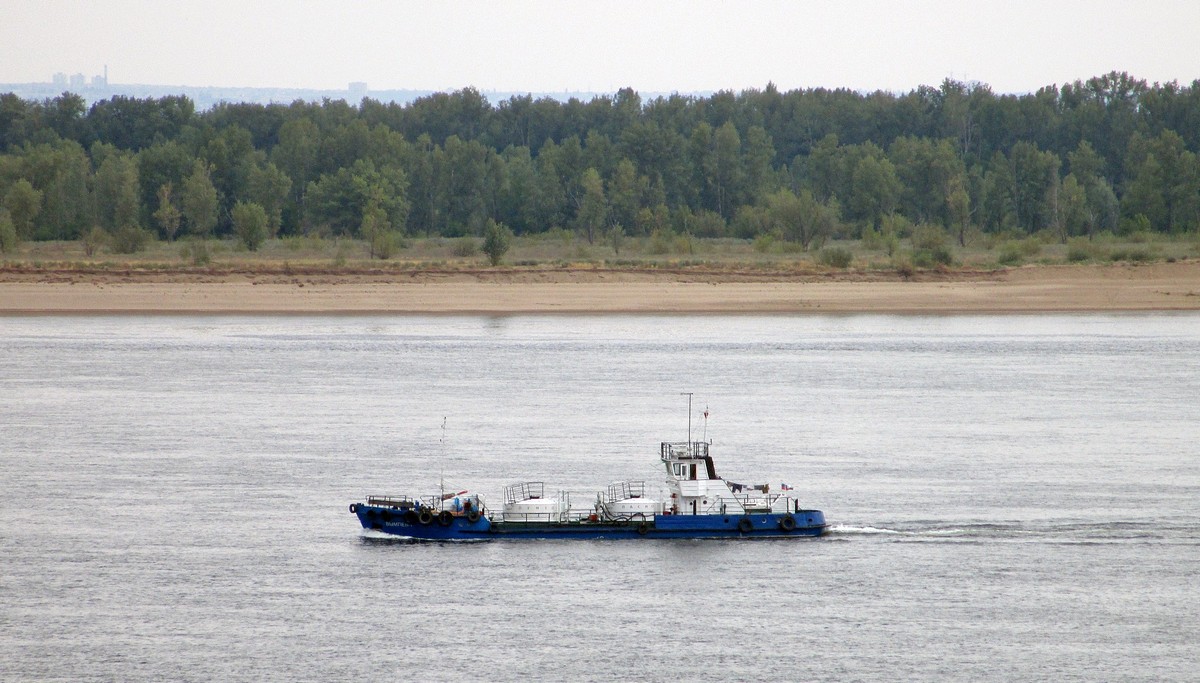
[440,417,446,503]
[681,392,693,454]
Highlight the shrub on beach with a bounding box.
[110,224,151,254]
[817,246,854,268]
[451,236,478,257]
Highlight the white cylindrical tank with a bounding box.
[607,497,660,517]
[502,498,560,522]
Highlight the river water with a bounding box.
[1,314,1198,681]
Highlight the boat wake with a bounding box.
[358,529,487,544]
[829,524,965,537]
[829,521,1200,544]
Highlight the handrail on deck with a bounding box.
[606,480,645,502]
[504,481,545,504]
[660,441,710,459]
[365,495,417,509]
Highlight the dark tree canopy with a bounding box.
[2,72,1199,243]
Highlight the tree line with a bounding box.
[2,71,1199,254]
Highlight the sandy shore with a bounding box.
[2,262,1200,314]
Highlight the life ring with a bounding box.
[779,515,797,531]
[636,522,649,536]
[466,510,481,523]
[737,517,754,533]
[349,503,358,514]
[418,510,434,525]
[438,510,454,526]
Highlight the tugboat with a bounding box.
[349,411,828,540]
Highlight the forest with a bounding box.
[2,71,1200,258]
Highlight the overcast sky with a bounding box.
[5,0,1199,95]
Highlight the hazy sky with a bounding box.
[5,0,1199,94]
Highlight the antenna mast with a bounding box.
[440,417,447,502]
[681,392,693,454]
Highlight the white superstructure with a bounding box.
[661,441,800,516]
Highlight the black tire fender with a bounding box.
[636,522,649,536]
[349,503,359,514]
[418,510,434,525]
[779,515,797,531]
[466,510,481,523]
[438,510,454,526]
[737,517,754,533]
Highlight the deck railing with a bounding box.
[365,495,417,509]
[504,481,545,504]
[660,441,710,459]
[606,480,645,502]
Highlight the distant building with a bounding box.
[52,73,67,88]
[69,73,86,89]
[348,81,368,100]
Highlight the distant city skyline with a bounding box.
[4,0,1200,96]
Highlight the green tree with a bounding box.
[889,136,964,227]
[246,161,292,236]
[481,218,513,266]
[743,125,777,203]
[1121,131,1200,232]
[607,158,643,233]
[180,161,219,237]
[946,175,972,246]
[200,124,256,225]
[1056,174,1087,242]
[272,118,319,194]
[1010,141,1060,233]
[576,167,607,244]
[848,153,902,231]
[0,207,17,253]
[1082,178,1119,236]
[607,223,625,254]
[708,121,744,219]
[1068,140,1105,181]
[94,155,142,231]
[980,152,1015,232]
[231,201,268,251]
[3,179,42,240]
[495,146,539,234]
[153,182,182,240]
[807,134,844,202]
[305,159,409,237]
[20,140,93,240]
[765,188,837,250]
[438,135,493,235]
[136,141,192,229]
[360,193,400,259]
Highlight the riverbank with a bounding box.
[2,261,1200,314]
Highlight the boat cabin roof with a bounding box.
[661,441,719,480]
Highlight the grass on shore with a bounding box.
[2,228,1198,274]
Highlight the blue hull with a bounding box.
[354,505,828,541]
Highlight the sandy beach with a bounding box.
[2,261,1200,314]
